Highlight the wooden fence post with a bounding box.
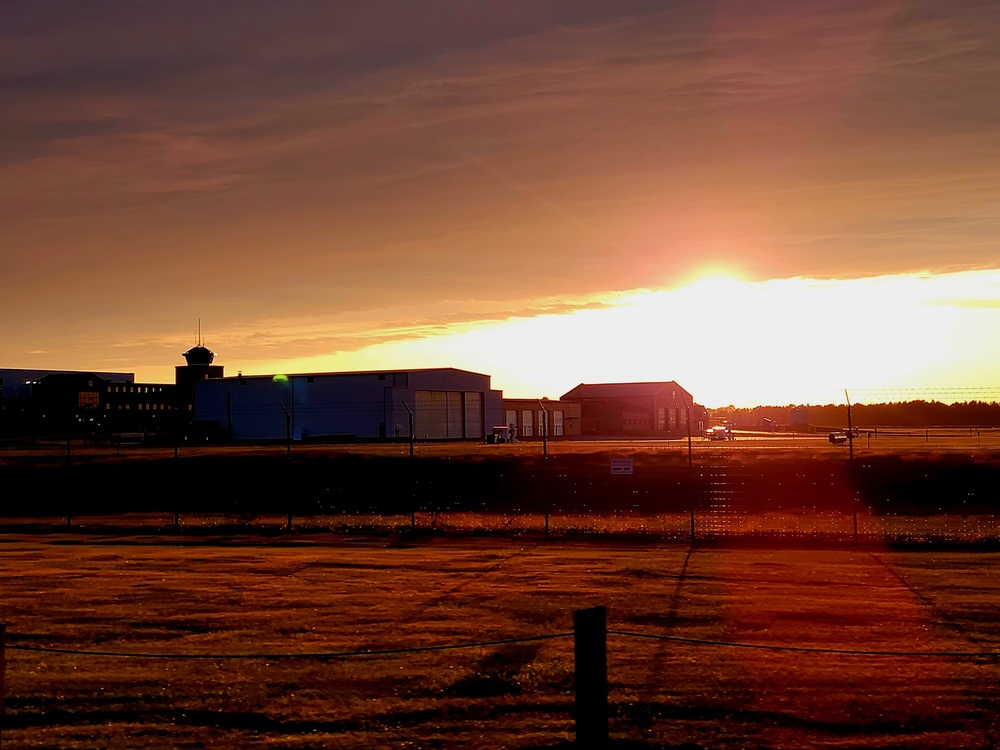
[574,606,609,749]
[1,623,7,749]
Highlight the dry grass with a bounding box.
[6,427,1000,466]
[3,536,1000,748]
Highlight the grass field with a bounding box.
[4,535,1000,748]
[5,426,1000,464]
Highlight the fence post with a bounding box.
[1,623,7,749]
[574,606,609,749]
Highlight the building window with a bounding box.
[78,392,99,409]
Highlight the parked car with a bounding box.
[706,425,729,441]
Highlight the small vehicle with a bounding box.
[829,428,859,444]
[706,425,729,441]
[489,425,514,444]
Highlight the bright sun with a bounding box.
[246,270,1000,408]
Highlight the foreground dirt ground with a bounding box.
[3,536,1000,749]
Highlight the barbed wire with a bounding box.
[7,629,998,661]
[608,630,999,658]
[4,632,571,660]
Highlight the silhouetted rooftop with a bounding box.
[182,345,215,366]
[562,381,689,401]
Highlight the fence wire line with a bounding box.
[7,629,997,661]
[609,630,1000,658]
[4,632,572,660]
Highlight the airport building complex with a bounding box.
[194,368,503,441]
[1,343,697,442]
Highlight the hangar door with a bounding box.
[415,391,483,439]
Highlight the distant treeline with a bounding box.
[714,400,1000,428]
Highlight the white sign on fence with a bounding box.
[610,458,633,475]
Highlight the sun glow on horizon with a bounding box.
[218,269,1000,408]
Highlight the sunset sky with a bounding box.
[3,1,1000,407]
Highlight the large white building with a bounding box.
[194,367,503,441]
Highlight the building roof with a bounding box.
[215,366,491,381]
[182,345,216,366]
[561,381,691,401]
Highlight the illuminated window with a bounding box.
[78,392,99,409]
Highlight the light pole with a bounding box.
[401,401,414,458]
[845,389,855,462]
[401,401,416,531]
[677,392,693,468]
[537,399,548,458]
[279,404,291,459]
